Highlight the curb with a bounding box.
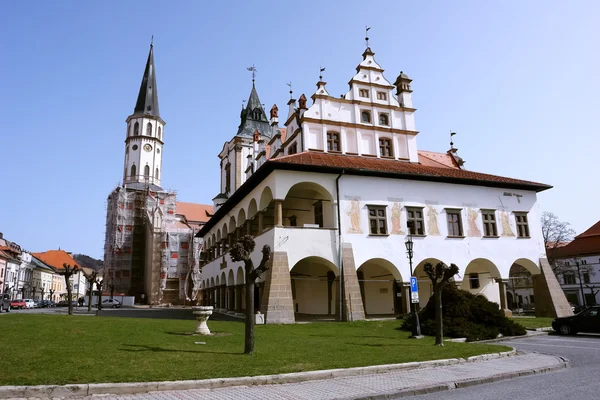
[0,350,517,398]
[347,355,570,399]
[473,331,549,344]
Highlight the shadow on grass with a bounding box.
[119,344,241,355]
[346,342,424,348]
[166,331,233,337]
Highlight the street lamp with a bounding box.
[575,259,587,308]
[405,225,423,338]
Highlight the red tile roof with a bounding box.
[269,152,551,192]
[551,220,600,258]
[576,220,600,239]
[418,150,459,169]
[176,202,213,224]
[32,250,81,270]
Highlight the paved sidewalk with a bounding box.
[10,352,566,400]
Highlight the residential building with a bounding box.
[0,236,24,299]
[549,220,600,306]
[32,250,81,301]
[195,43,571,323]
[31,256,54,300]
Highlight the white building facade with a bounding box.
[195,45,571,323]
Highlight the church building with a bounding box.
[103,44,212,304]
[195,43,572,323]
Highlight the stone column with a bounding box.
[258,212,264,233]
[246,220,252,235]
[495,278,512,317]
[259,251,295,323]
[340,243,365,321]
[274,200,284,227]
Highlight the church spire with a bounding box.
[133,42,160,118]
[236,80,271,138]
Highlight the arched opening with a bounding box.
[130,164,136,179]
[228,216,237,243]
[155,168,159,181]
[508,263,535,313]
[215,275,220,309]
[227,269,235,311]
[282,182,334,228]
[290,256,339,320]
[413,258,444,309]
[144,165,150,180]
[127,123,131,137]
[216,230,222,258]
[236,266,245,313]
[220,271,227,310]
[237,208,247,232]
[461,258,502,304]
[158,126,162,140]
[255,186,274,233]
[221,224,229,254]
[357,258,403,317]
[247,199,258,235]
[134,122,139,136]
[146,122,152,136]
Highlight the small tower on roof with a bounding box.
[394,71,413,108]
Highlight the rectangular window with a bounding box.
[361,110,371,123]
[225,163,231,193]
[446,209,463,237]
[376,91,387,100]
[314,201,324,227]
[515,212,530,237]
[469,273,480,289]
[359,89,369,98]
[581,260,587,265]
[563,273,576,285]
[482,210,498,237]
[583,272,590,284]
[368,205,387,235]
[327,131,341,152]
[378,113,389,126]
[288,142,298,155]
[406,207,425,235]
[379,138,393,157]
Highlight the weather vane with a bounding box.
[450,131,456,150]
[247,65,257,82]
[287,81,293,99]
[319,66,326,81]
[365,26,371,47]
[151,35,154,46]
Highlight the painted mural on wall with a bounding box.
[467,208,482,237]
[346,197,363,234]
[500,211,515,237]
[426,206,440,236]
[391,202,405,234]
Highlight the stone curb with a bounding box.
[0,350,517,398]
[346,355,570,399]
[473,331,549,343]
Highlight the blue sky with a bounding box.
[1,1,598,258]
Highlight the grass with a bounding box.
[511,316,554,329]
[0,315,510,386]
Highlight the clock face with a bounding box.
[143,144,153,152]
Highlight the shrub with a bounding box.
[402,284,526,341]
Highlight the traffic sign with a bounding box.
[410,276,418,293]
[411,291,419,303]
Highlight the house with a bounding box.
[195,43,571,323]
[32,250,82,301]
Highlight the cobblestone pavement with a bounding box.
[10,352,564,400]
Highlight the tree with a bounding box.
[423,261,459,346]
[82,269,98,312]
[51,263,80,315]
[94,276,103,311]
[229,235,271,355]
[541,212,576,271]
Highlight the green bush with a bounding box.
[402,284,526,341]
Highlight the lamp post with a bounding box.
[575,259,587,308]
[405,229,423,338]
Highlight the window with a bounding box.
[126,146,129,154]
[158,127,162,140]
[144,165,150,179]
[407,207,425,235]
[379,138,393,157]
[469,273,480,289]
[327,131,341,152]
[361,111,371,123]
[446,209,463,237]
[289,215,297,227]
[583,272,591,284]
[134,122,139,136]
[127,123,131,137]
[359,89,369,98]
[582,260,587,265]
[379,113,389,126]
[377,92,387,100]
[130,164,136,178]
[314,201,324,227]
[146,122,152,136]
[563,272,576,285]
[515,212,530,237]
[251,108,262,120]
[564,261,571,267]
[156,168,159,180]
[288,142,298,155]
[368,205,387,235]
[225,163,231,193]
[482,210,498,237]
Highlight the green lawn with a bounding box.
[511,317,554,329]
[0,315,510,386]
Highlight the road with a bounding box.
[413,333,600,400]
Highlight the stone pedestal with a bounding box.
[192,306,213,335]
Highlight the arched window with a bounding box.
[146,123,152,136]
[156,168,159,180]
[144,165,150,179]
[158,127,162,140]
[130,164,136,178]
[361,111,371,123]
[127,123,131,137]
[133,122,139,136]
[379,113,389,126]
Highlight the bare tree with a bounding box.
[82,269,98,312]
[94,276,103,311]
[423,261,459,346]
[541,212,576,270]
[51,263,80,315]
[229,235,271,355]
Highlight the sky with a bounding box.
[1,1,599,259]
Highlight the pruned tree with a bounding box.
[83,269,98,312]
[230,235,271,355]
[541,212,576,270]
[51,263,80,315]
[423,262,459,346]
[94,276,103,311]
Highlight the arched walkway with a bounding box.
[461,258,502,305]
[220,272,227,310]
[413,258,444,309]
[235,266,245,312]
[508,258,541,314]
[227,269,235,312]
[290,256,339,319]
[357,258,403,317]
[282,182,335,228]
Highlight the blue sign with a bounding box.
[410,276,418,293]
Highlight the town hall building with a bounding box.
[195,44,572,323]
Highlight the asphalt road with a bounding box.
[412,333,600,400]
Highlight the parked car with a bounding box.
[33,300,41,308]
[95,299,121,308]
[10,299,26,309]
[23,299,35,309]
[57,300,78,307]
[553,305,600,335]
[40,300,56,308]
[0,294,10,312]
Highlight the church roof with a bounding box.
[236,83,273,138]
[32,250,81,270]
[176,202,213,224]
[133,44,160,118]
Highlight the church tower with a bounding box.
[123,43,165,189]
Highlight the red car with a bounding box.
[9,300,26,310]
